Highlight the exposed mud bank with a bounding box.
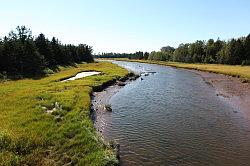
[190,69,250,118]
[90,73,139,162]
[90,73,139,124]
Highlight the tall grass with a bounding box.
[0,61,128,165]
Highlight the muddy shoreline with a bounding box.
[188,69,250,118]
[91,74,139,131]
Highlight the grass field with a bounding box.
[104,58,250,81]
[0,61,128,165]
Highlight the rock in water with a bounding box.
[105,104,112,112]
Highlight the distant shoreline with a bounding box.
[98,58,250,82]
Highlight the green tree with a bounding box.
[1,36,17,73]
[35,34,55,67]
[143,52,149,60]
[148,51,155,60]
[148,51,166,61]
[214,39,225,62]
[161,46,175,61]
[234,39,245,64]
[173,44,189,62]
[77,44,93,63]
[4,26,45,75]
[204,39,216,63]
[51,37,64,65]
[188,40,205,63]
[22,40,45,75]
[0,39,3,71]
[0,26,94,77]
[244,34,250,62]
[218,39,244,65]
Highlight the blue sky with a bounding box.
[1,0,250,53]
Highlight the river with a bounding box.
[96,61,250,166]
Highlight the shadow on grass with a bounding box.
[0,62,95,81]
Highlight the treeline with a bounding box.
[149,35,250,65]
[0,26,93,77]
[94,51,149,60]
[96,34,250,66]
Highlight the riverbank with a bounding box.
[91,73,139,130]
[191,70,250,117]
[99,59,250,117]
[0,61,128,165]
[102,58,250,82]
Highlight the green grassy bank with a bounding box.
[103,58,250,81]
[0,61,128,165]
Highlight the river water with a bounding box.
[97,61,250,166]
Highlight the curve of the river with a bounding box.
[97,61,250,166]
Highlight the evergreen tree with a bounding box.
[11,26,45,75]
[234,39,245,64]
[77,44,93,63]
[35,34,55,68]
[0,39,3,71]
[0,26,94,77]
[244,34,250,62]
[51,37,64,65]
[144,52,149,60]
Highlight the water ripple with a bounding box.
[98,61,250,166]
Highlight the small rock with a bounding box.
[241,79,248,83]
[105,104,112,112]
[117,81,126,86]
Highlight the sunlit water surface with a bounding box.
[96,61,250,166]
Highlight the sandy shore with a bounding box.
[189,69,250,118]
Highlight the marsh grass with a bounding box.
[106,58,250,81]
[0,61,128,165]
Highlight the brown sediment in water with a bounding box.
[189,69,250,118]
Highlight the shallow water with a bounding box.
[61,71,100,82]
[97,61,250,166]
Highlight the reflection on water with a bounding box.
[97,61,250,166]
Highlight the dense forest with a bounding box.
[0,26,93,78]
[95,34,250,65]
